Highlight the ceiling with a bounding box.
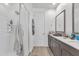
[0,3,60,12]
[32,3,60,9]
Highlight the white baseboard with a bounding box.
[33,43,48,47]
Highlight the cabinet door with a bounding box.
[62,49,72,56]
[51,38,54,52]
[48,35,51,49]
[52,39,61,56]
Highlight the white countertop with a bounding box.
[49,34,79,50]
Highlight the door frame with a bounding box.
[33,11,46,46]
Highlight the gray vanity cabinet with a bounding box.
[48,35,61,56]
[61,49,72,56]
[61,42,79,56]
[48,35,53,50]
[60,42,73,56]
[48,35,51,49]
[48,34,79,56]
[52,39,61,56]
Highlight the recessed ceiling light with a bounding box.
[52,3,56,5]
[4,3,8,5]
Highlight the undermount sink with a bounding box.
[63,37,76,42]
[67,39,79,43]
[68,40,76,42]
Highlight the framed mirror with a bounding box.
[73,3,79,34]
[55,10,66,33]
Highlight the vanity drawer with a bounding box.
[61,43,79,56]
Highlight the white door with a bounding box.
[34,12,47,46]
[20,6,29,56]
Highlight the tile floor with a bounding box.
[30,47,54,56]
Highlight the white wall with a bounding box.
[0,4,20,55]
[0,5,10,55]
[0,3,33,56]
[8,4,20,55]
[56,3,73,34]
[45,9,56,33]
[74,3,79,33]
